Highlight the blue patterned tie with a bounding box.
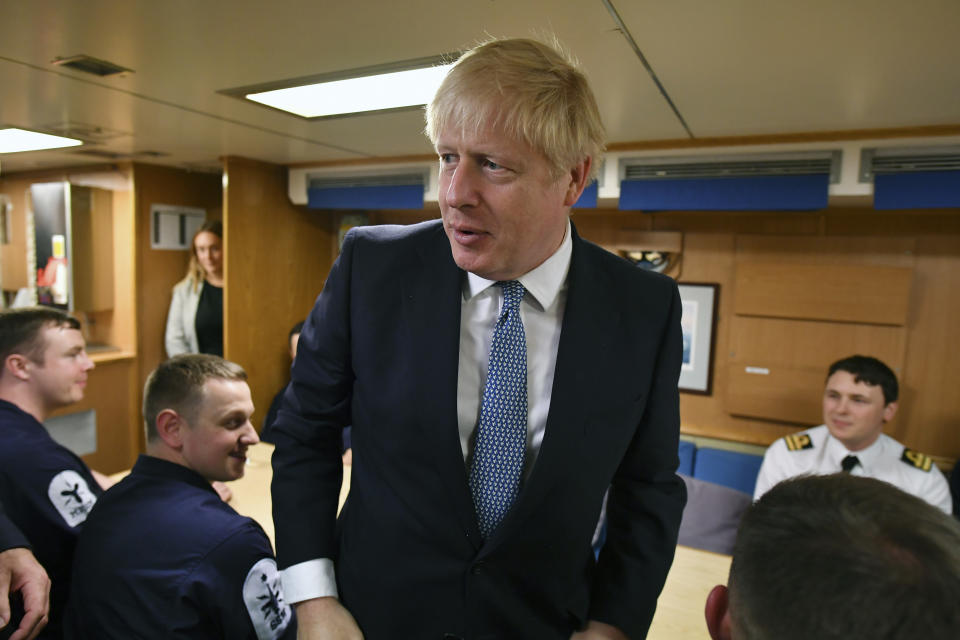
[469,280,527,539]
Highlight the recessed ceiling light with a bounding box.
[0,128,83,153]
[223,54,456,119]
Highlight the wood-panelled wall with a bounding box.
[574,207,960,463]
[359,206,960,463]
[132,162,222,413]
[222,157,334,430]
[1,166,140,473]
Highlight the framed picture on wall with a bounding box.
[678,282,719,395]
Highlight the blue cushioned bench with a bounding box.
[691,447,764,496]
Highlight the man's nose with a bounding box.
[444,164,480,209]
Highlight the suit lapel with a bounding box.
[401,226,483,547]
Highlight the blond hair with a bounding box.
[184,220,222,293]
[426,38,605,180]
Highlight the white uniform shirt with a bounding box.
[753,425,952,514]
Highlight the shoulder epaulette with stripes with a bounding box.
[784,433,814,452]
[901,448,934,472]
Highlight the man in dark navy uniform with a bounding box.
[0,308,101,640]
[1,501,50,640]
[64,354,295,639]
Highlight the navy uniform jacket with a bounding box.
[0,399,102,640]
[272,221,685,639]
[64,455,295,640]
[0,501,29,551]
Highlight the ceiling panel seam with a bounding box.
[601,0,695,139]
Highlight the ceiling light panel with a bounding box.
[246,64,453,118]
[0,128,83,153]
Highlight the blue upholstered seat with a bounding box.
[692,447,764,495]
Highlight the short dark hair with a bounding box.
[143,354,246,441]
[827,355,898,404]
[0,307,81,366]
[729,474,960,640]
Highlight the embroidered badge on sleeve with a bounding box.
[243,557,292,639]
[47,469,97,527]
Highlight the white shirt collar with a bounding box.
[463,218,572,311]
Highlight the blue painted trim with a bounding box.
[572,182,598,209]
[874,170,960,210]
[308,184,424,210]
[619,174,829,211]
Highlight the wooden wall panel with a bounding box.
[895,236,960,455]
[0,177,30,291]
[733,262,913,325]
[222,157,334,431]
[566,208,960,461]
[70,186,115,313]
[132,163,222,390]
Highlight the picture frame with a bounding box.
[677,282,719,395]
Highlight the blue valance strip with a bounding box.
[307,184,424,210]
[572,182,598,209]
[619,174,829,211]
[874,171,960,210]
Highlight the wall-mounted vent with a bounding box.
[51,55,133,77]
[861,146,960,181]
[623,151,840,183]
[307,171,428,210]
[308,172,425,190]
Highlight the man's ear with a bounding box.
[882,401,898,423]
[155,409,186,450]
[705,584,734,640]
[3,353,32,382]
[562,156,593,207]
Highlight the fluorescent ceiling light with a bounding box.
[0,128,83,153]
[245,63,453,118]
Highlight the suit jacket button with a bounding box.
[471,561,485,575]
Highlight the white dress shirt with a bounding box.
[753,424,952,513]
[281,220,573,603]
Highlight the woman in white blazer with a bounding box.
[164,221,224,357]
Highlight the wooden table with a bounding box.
[116,443,729,638]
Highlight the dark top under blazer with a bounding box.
[271,220,686,639]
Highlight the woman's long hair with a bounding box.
[185,220,222,293]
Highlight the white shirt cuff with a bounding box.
[280,559,338,604]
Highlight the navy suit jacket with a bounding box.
[271,220,685,639]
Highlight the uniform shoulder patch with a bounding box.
[47,470,98,527]
[784,433,814,452]
[243,557,292,640]
[901,448,934,472]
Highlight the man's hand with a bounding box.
[0,547,50,640]
[570,620,629,640]
[295,597,363,640]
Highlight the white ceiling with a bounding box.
[1,0,958,175]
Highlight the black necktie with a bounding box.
[841,455,860,473]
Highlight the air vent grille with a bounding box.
[624,154,837,181]
[862,148,960,181]
[51,55,133,77]
[308,172,425,189]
